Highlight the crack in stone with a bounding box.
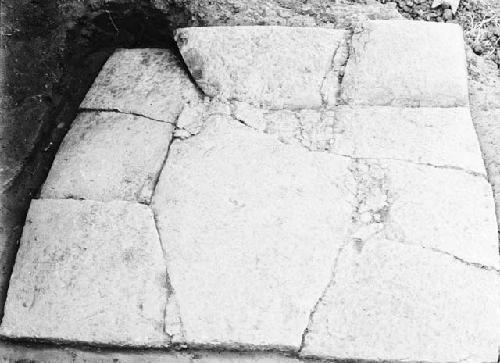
[148,110,187,344]
[297,237,350,354]
[229,108,487,180]
[384,236,500,274]
[299,158,388,353]
[332,153,487,180]
[79,107,176,125]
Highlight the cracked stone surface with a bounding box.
[471,109,500,235]
[232,102,488,176]
[153,115,355,348]
[352,159,499,268]
[41,112,174,203]
[2,22,499,361]
[300,238,500,363]
[341,21,469,107]
[175,27,349,109]
[0,199,170,347]
[231,102,336,151]
[80,48,201,123]
[332,106,486,175]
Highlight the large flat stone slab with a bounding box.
[349,159,498,268]
[341,21,469,107]
[232,103,487,175]
[0,199,170,347]
[175,27,349,109]
[80,48,200,123]
[331,106,486,174]
[300,238,500,362]
[41,112,173,203]
[153,115,355,348]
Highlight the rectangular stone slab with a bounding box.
[349,158,499,268]
[80,48,200,123]
[331,106,486,174]
[382,159,499,268]
[341,20,469,107]
[0,199,171,347]
[41,111,173,203]
[175,27,349,110]
[300,238,500,362]
[153,115,355,349]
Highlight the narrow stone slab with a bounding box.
[153,115,355,349]
[341,21,469,107]
[175,27,349,109]
[80,48,200,123]
[472,109,500,231]
[331,106,486,174]
[349,159,498,268]
[0,199,170,347]
[41,112,173,203]
[301,238,500,362]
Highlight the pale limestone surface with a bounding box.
[0,199,169,347]
[175,27,349,109]
[341,21,469,107]
[331,106,486,174]
[300,238,500,363]
[232,102,488,175]
[359,159,499,268]
[80,48,200,123]
[153,115,355,348]
[2,21,499,359]
[231,102,336,151]
[41,112,173,203]
[472,109,500,231]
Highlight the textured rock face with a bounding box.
[153,116,355,348]
[341,21,470,107]
[80,48,201,122]
[175,27,349,109]
[41,112,173,203]
[0,199,170,347]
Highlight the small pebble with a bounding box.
[443,8,453,21]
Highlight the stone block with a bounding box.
[175,27,349,109]
[41,112,173,203]
[80,48,200,123]
[153,115,355,348]
[0,199,170,347]
[341,21,469,107]
[301,238,500,362]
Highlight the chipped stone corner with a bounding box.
[164,291,186,345]
[319,30,353,109]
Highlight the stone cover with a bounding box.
[0,199,171,347]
